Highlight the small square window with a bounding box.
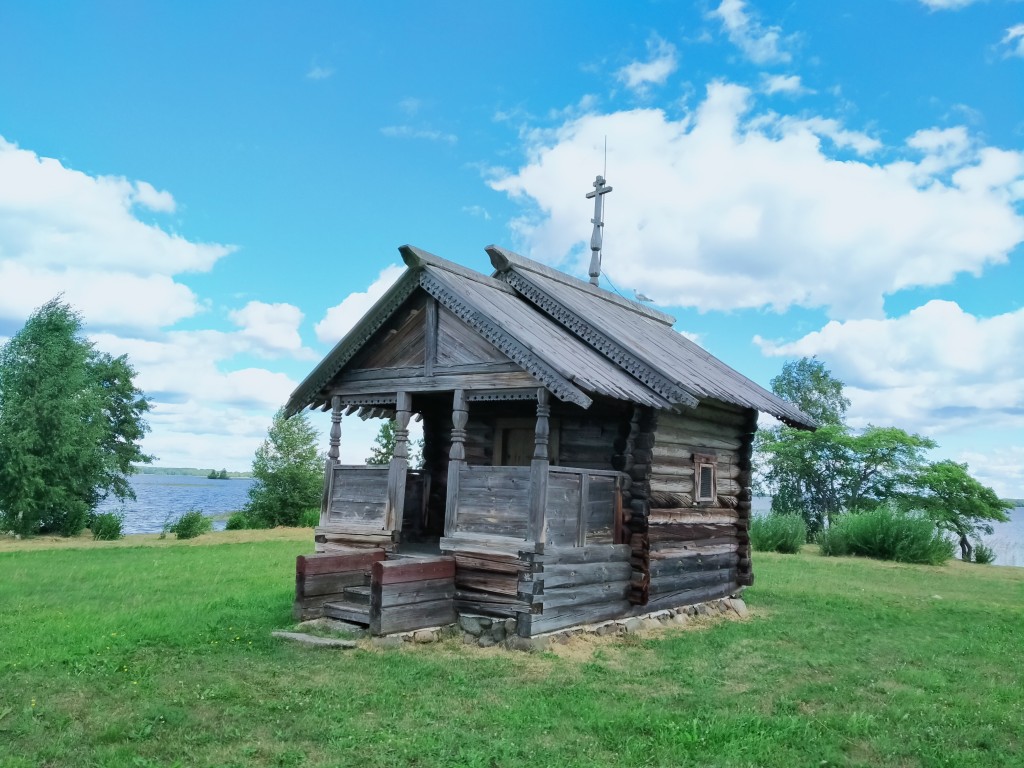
[693,453,717,503]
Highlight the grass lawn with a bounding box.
[1,533,1021,768]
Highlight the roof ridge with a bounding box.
[400,244,514,294]
[486,244,676,326]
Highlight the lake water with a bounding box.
[752,496,1024,567]
[96,474,254,534]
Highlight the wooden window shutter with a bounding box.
[693,452,717,503]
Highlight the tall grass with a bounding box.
[750,513,806,553]
[817,504,954,564]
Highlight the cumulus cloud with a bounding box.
[315,264,405,344]
[710,0,792,64]
[754,301,1024,437]
[616,36,679,93]
[1002,24,1024,58]
[490,82,1024,319]
[229,300,316,359]
[761,74,808,96]
[957,446,1024,500]
[0,137,234,330]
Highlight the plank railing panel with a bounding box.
[326,465,390,530]
[452,465,531,540]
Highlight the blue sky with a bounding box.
[1,1,1022,495]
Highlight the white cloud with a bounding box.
[616,36,678,93]
[0,137,234,331]
[710,0,792,64]
[229,301,316,359]
[490,82,1024,320]
[957,446,1024,500]
[761,74,808,96]
[1002,24,1024,58]
[315,264,405,344]
[754,301,1024,439]
[306,65,334,80]
[398,97,422,115]
[380,126,457,144]
[918,0,981,9]
[462,205,491,220]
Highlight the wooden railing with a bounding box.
[442,464,623,552]
[322,465,390,531]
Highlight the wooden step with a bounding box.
[343,585,371,605]
[322,601,370,626]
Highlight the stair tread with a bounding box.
[323,601,371,625]
[344,585,371,596]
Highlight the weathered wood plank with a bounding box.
[373,557,455,585]
[529,560,632,589]
[649,552,739,576]
[520,600,632,637]
[378,578,456,608]
[648,568,737,596]
[296,550,385,577]
[641,581,740,612]
[525,543,631,565]
[374,599,456,635]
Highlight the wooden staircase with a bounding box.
[322,584,372,626]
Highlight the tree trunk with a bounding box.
[959,534,973,562]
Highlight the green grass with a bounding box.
[1,537,1022,767]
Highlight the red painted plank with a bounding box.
[297,550,385,577]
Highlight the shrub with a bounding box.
[299,508,321,528]
[168,508,212,540]
[90,511,125,541]
[225,511,253,530]
[817,504,954,565]
[973,542,996,565]
[750,513,806,554]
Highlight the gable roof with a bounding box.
[285,244,815,430]
[283,246,673,416]
[487,245,816,429]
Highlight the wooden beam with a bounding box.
[528,388,550,545]
[444,389,468,538]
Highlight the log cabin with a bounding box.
[284,243,815,638]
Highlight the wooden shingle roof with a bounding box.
[285,243,816,430]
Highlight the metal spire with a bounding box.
[586,174,612,286]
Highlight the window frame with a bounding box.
[693,452,717,505]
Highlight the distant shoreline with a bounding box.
[132,466,253,479]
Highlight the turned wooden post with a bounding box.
[528,388,551,544]
[320,396,343,523]
[444,389,468,538]
[386,392,412,535]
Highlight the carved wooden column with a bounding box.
[320,396,343,524]
[444,389,468,538]
[386,392,412,537]
[528,388,551,545]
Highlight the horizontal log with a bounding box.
[528,581,630,610]
[649,568,737,596]
[650,477,742,496]
[297,550,385,577]
[519,600,632,637]
[373,557,454,585]
[453,553,526,575]
[456,569,521,597]
[641,581,739,612]
[525,544,631,565]
[532,561,633,589]
[453,600,524,618]
[648,509,739,525]
[373,599,455,635]
[440,534,535,557]
[377,578,456,608]
[649,522,740,543]
[649,552,738,576]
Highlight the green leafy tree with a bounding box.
[244,409,323,527]
[0,298,151,536]
[901,460,1011,561]
[366,419,423,467]
[757,357,934,535]
[366,420,397,464]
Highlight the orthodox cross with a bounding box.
[586,174,613,286]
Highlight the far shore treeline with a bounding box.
[135,466,253,479]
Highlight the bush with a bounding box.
[817,504,954,565]
[225,511,254,530]
[90,511,125,541]
[167,508,212,540]
[750,513,806,554]
[299,508,321,528]
[973,542,996,565]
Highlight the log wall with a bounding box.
[370,557,457,635]
[639,400,758,607]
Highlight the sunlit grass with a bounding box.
[1,535,1021,767]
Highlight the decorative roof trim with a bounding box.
[467,389,539,402]
[487,244,676,326]
[283,271,420,417]
[418,269,593,409]
[500,270,700,409]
